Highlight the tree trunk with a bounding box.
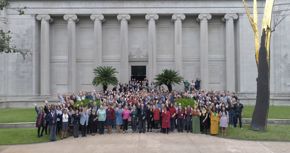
[103,84,108,93]
[251,30,270,131]
[167,84,172,92]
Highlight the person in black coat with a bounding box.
[72,109,80,138]
[233,99,244,128]
[88,110,98,135]
[137,103,146,133]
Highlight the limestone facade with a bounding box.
[0,0,289,104]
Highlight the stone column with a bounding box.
[224,13,238,91]
[172,14,185,76]
[145,14,159,83]
[117,14,130,83]
[197,13,212,90]
[90,14,104,67]
[64,14,78,93]
[36,15,52,96]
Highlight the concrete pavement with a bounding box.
[0,133,289,153]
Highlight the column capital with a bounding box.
[145,14,159,21]
[223,13,238,21]
[63,14,78,22]
[197,13,212,22]
[90,14,105,22]
[36,14,52,22]
[117,14,131,21]
[172,14,185,21]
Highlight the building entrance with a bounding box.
[131,66,146,81]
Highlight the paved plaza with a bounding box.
[0,133,289,153]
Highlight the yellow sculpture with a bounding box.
[242,0,275,65]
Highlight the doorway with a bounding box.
[131,66,146,81]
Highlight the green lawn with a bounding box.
[0,128,50,145]
[0,108,35,123]
[243,105,290,119]
[222,125,290,141]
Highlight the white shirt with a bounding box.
[62,114,69,123]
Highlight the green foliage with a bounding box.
[73,99,101,108]
[155,69,183,92]
[92,66,118,91]
[0,30,15,53]
[176,98,196,108]
[0,0,8,10]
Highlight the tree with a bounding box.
[92,66,118,92]
[242,0,275,131]
[155,69,183,92]
[0,30,15,53]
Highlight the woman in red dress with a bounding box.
[161,107,170,134]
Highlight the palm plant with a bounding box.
[155,69,183,92]
[92,66,118,92]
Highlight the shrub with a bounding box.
[176,98,196,108]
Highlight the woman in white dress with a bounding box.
[219,106,229,136]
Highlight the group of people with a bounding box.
[34,80,244,141]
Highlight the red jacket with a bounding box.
[153,108,160,121]
[169,107,176,118]
[161,111,170,128]
[106,108,115,120]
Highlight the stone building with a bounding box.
[0,0,289,106]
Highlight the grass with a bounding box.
[0,128,51,145]
[0,108,35,123]
[222,125,290,141]
[243,105,290,119]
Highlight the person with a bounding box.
[130,105,138,133]
[106,104,115,134]
[88,110,98,135]
[80,108,89,137]
[192,105,201,133]
[35,105,45,137]
[161,107,170,134]
[233,99,243,128]
[48,105,57,141]
[115,104,123,133]
[56,105,63,135]
[219,106,229,136]
[169,103,176,132]
[61,109,69,139]
[97,105,106,134]
[72,109,80,138]
[153,105,160,130]
[210,106,219,135]
[195,79,201,90]
[137,103,146,133]
[122,105,131,133]
[228,101,235,127]
[146,105,154,132]
[176,104,184,132]
[185,105,193,133]
[200,107,209,134]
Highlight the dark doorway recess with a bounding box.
[131,66,146,81]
